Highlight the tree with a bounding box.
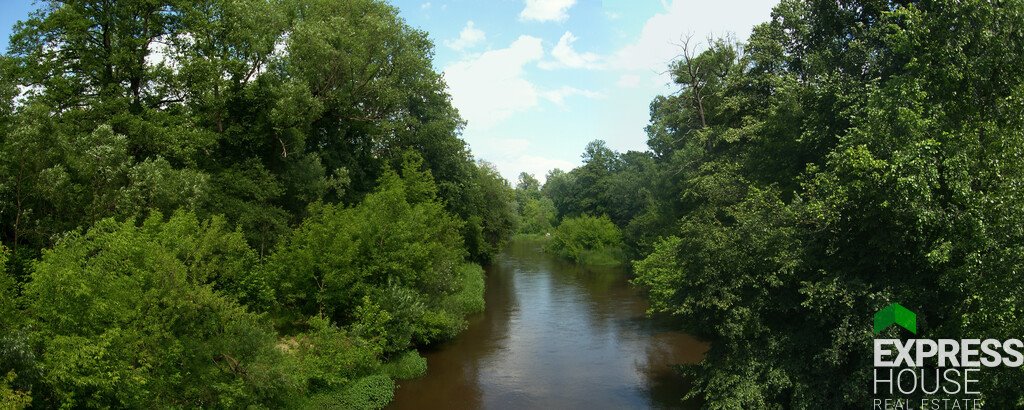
[630,0,1024,407]
[1,1,509,406]
[518,197,557,235]
[266,158,467,353]
[24,212,289,408]
[545,215,624,266]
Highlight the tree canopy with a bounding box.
[530,0,1024,407]
[0,0,512,407]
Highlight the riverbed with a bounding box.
[388,239,707,409]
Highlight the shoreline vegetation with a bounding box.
[0,0,508,408]
[544,215,626,267]
[2,0,1023,408]
[509,0,1024,408]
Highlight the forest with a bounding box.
[0,0,516,407]
[517,0,1024,408]
[4,0,1024,408]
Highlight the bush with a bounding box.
[0,246,19,335]
[0,371,31,410]
[24,212,292,408]
[382,350,427,380]
[266,162,466,354]
[546,215,625,266]
[446,263,486,316]
[305,374,394,410]
[282,315,383,394]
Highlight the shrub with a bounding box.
[382,350,427,380]
[0,371,30,410]
[24,212,292,408]
[283,316,383,394]
[306,375,394,410]
[546,215,625,266]
[446,263,486,316]
[266,164,466,354]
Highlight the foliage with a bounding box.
[266,159,469,353]
[0,247,17,335]
[514,173,557,235]
[24,212,291,408]
[279,315,382,395]
[0,0,514,263]
[625,0,1024,407]
[382,350,428,380]
[0,247,31,410]
[0,371,31,410]
[546,215,625,266]
[539,142,658,258]
[0,0,508,406]
[444,263,487,319]
[337,375,396,410]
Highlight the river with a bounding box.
[388,239,708,409]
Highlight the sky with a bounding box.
[0,0,780,182]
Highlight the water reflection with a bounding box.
[388,240,707,409]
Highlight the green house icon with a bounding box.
[874,303,917,335]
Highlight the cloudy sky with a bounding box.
[0,0,780,181]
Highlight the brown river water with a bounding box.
[388,239,708,409]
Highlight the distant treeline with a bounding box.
[517,0,1024,407]
[0,0,517,408]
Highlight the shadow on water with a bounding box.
[388,240,708,409]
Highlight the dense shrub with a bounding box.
[0,371,31,410]
[266,159,469,354]
[546,215,625,266]
[0,247,18,335]
[23,213,292,408]
[382,350,428,380]
[303,374,395,410]
[0,0,506,407]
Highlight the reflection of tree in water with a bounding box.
[635,330,707,409]
[389,243,520,409]
[389,239,707,409]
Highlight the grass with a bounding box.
[510,233,550,242]
[570,247,626,267]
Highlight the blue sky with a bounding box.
[0,0,780,181]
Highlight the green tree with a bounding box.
[546,215,624,266]
[24,212,289,408]
[630,0,1024,407]
[518,197,557,235]
[266,158,468,353]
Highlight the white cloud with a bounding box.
[504,155,577,183]
[616,74,641,88]
[464,135,576,182]
[493,153,577,183]
[520,0,576,22]
[443,35,545,129]
[541,86,602,106]
[421,2,431,9]
[539,31,601,70]
[444,21,486,51]
[611,0,775,73]
[489,137,532,155]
